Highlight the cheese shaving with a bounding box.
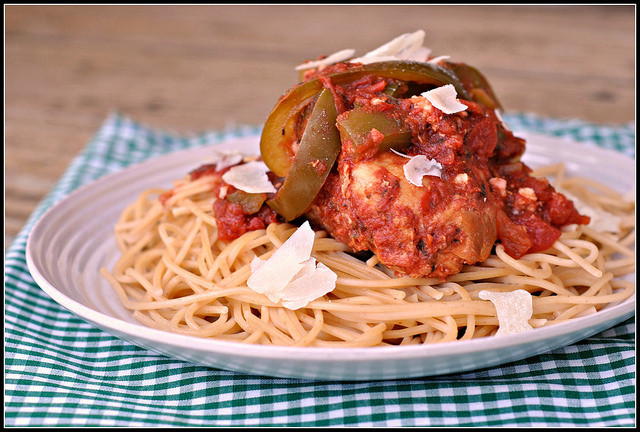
[422,84,468,114]
[557,187,622,233]
[209,150,245,171]
[247,221,337,310]
[296,30,434,71]
[279,259,337,310]
[426,55,450,65]
[221,161,277,194]
[402,154,443,186]
[351,30,431,64]
[295,48,356,71]
[479,289,534,336]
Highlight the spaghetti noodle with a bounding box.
[100,162,635,347]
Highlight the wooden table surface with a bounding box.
[5,4,636,249]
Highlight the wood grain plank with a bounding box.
[5,4,635,250]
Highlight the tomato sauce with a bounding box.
[213,200,279,243]
[160,162,281,244]
[173,64,590,277]
[310,72,589,274]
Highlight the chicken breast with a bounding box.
[234,58,590,279]
[304,85,590,279]
[308,149,498,278]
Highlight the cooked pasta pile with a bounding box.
[100,163,635,347]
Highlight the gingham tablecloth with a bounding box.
[4,113,636,427]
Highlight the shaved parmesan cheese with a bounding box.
[353,55,409,65]
[350,30,431,64]
[422,84,468,114]
[391,148,442,187]
[279,259,337,310]
[295,48,356,71]
[210,150,244,171]
[403,155,443,186]
[427,55,450,65]
[221,161,277,194]
[408,46,432,63]
[248,222,315,295]
[557,187,622,234]
[293,30,437,71]
[479,289,534,336]
[247,221,337,310]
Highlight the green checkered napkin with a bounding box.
[5,113,635,427]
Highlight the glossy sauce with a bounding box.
[174,66,589,277]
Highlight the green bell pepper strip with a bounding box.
[225,190,267,214]
[266,88,341,221]
[383,81,402,97]
[446,62,502,110]
[260,60,502,221]
[260,60,469,178]
[337,108,412,158]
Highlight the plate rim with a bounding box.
[25,132,636,376]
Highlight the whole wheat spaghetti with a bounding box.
[100,162,635,347]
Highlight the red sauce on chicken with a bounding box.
[169,60,589,279]
[302,68,589,278]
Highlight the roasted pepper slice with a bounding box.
[383,81,402,97]
[260,60,468,177]
[225,190,267,214]
[446,62,502,110]
[266,88,340,220]
[337,108,411,159]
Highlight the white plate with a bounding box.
[26,132,635,381]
